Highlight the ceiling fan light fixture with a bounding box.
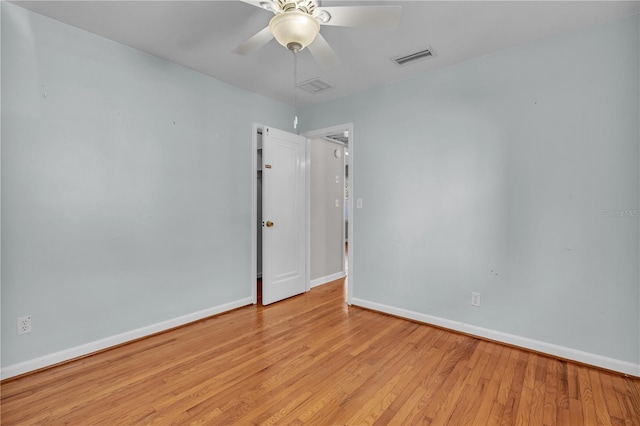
[269,11,320,52]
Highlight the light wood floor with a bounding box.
[2,278,639,425]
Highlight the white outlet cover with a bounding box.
[17,316,32,335]
[471,292,481,307]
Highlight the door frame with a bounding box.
[303,123,354,305]
[251,122,354,305]
[251,123,262,305]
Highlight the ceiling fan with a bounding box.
[233,0,403,67]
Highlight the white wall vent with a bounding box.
[392,47,435,66]
[297,78,334,94]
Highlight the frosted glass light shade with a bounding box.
[269,11,320,51]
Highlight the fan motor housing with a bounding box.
[275,0,317,15]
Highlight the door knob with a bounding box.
[266,221,274,227]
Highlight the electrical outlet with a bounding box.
[471,292,481,307]
[17,316,32,335]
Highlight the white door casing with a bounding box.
[261,126,307,305]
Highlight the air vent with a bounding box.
[392,47,435,66]
[297,78,334,94]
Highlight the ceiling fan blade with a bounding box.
[232,26,274,56]
[307,33,340,68]
[240,0,282,14]
[319,6,402,29]
[239,0,268,10]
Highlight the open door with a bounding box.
[261,126,306,305]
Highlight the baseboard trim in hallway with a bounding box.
[310,271,347,288]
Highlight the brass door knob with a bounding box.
[266,221,274,227]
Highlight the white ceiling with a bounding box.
[13,1,640,107]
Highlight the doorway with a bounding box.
[308,134,348,287]
[251,123,354,306]
[304,124,353,304]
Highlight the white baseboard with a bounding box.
[1,297,253,380]
[351,298,640,377]
[310,271,347,288]
[6,296,636,379]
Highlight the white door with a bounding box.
[262,126,306,305]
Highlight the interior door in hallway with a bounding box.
[261,126,306,305]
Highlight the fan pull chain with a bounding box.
[293,50,298,130]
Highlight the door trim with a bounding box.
[303,123,354,305]
[251,123,262,305]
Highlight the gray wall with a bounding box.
[300,15,639,365]
[1,3,293,367]
[310,138,344,281]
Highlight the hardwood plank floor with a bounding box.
[2,278,639,425]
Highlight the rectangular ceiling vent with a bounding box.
[392,47,436,66]
[297,78,334,94]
